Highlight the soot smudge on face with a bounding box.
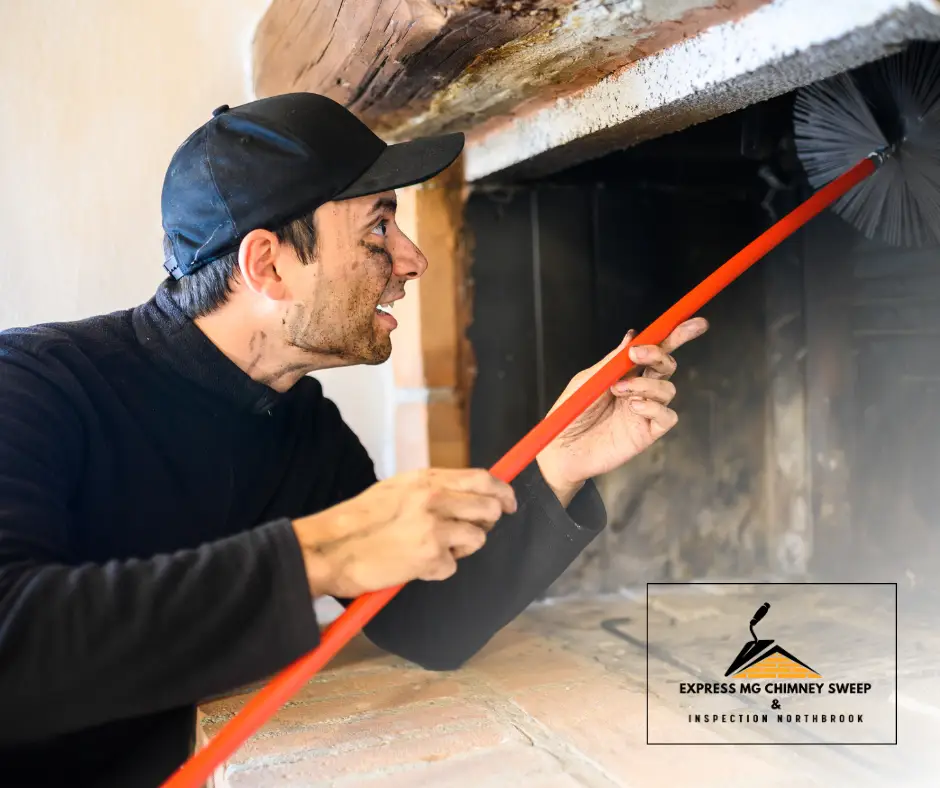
[283,234,394,365]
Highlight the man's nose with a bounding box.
[391,232,428,280]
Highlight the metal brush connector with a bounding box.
[868,140,902,167]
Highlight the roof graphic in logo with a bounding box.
[723,602,821,679]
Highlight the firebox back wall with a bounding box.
[465,139,772,594]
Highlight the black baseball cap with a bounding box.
[161,93,464,279]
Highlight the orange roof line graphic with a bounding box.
[732,645,821,678]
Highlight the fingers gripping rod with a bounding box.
[162,156,879,788]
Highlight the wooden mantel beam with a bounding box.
[252,0,771,143]
[253,0,561,134]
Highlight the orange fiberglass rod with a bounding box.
[162,154,879,788]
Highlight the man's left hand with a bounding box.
[536,317,709,506]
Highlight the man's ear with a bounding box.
[237,229,288,299]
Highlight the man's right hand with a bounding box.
[291,468,517,599]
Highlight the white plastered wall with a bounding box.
[0,0,396,479]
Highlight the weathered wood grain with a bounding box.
[253,0,558,126]
[252,0,772,140]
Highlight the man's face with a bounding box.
[279,190,427,366]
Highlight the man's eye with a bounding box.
[371,220,388,237]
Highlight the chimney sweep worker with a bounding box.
[0,94,707,786]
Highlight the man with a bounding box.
[0,93,707,786]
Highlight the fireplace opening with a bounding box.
[465,49,940,595]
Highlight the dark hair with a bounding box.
[163,212,318,319]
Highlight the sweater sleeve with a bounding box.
[325,401,607,670]
[0,351,319,744]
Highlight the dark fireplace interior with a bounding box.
[465,62,940,596]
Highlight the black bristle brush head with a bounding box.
[793,41,940,248]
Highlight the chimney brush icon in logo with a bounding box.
[724,602,821,679]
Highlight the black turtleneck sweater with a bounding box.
[0,282,606,787]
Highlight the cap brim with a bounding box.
[333,132,465,199]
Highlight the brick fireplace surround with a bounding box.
[199,591,937,787]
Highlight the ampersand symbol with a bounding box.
[771,699,780,710]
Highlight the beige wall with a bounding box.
[0,0,396,478]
